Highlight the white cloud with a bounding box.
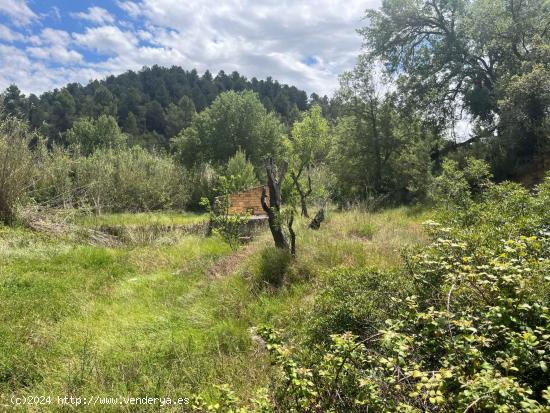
[39,28,71,46]
[1,0,380,97]
[23,28,82,64]
[73,25,138,56]
[109,0,376,95]
[27,46,82,64]
[71,6,115,25]
[0,44,108,94]
[0,23,25,42]
[116,1,142,18]
[0,0,38,26]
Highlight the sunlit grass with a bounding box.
[0,207,428,409]
[74,211,208,228]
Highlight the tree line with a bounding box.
[1,0,548,226]
[1,66,310,149]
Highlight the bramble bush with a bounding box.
[198,172,550,412]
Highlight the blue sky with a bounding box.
[0,0,378,97]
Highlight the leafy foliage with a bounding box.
[224,149,260,193]
[306,268,407,345]
[201,176,251,250]
[362,0,550,179]
[205,176,550,412]
[254,247,293,288]
[74,147,188,213]
[172,91,285,169]
[331,59,437,204]
[65,114,127,155]
[286,105,331,216]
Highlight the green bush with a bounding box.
[188,162,219,209]
[255,247,293,288]
[32,145,74,208]
[307,268,408,345]
[74,147,189,213]
[0,115,38,224]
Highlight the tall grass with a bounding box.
[0,207,427,409]
[74,211,208,227]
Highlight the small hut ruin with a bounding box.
[227,185,269,216]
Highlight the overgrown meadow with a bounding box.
[1,0,549,410]
[1,207,428,412]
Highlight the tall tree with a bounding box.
[66,115,127,155]
[2,85,27,119]
[172,91,284,168]
[164,96,196,139]
[287,105,330,217]
[362,0,550,174]
[332,58,437,203]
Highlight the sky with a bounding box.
[0,0,379,97]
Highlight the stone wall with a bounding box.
[228,186,268,215]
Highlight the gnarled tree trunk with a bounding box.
[309,208,325,230]
[290,170,312,218]
[261,158,290,251]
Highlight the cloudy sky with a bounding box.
[0,0,379,97]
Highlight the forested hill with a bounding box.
[1,65,311,148]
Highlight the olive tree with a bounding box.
[287,105,330,217]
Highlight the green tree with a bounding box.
[50,89,76,139]
[287,105,330,217]
[66,115,127,155]
[122,111,139,137]
[145,101,166,137]
[2,85,27,119]
[332,58,436,203]
[92,84,117,117]
[172,91,284,168]
[224,149,259,193]
[362,0,550,174]
[165,97,196,139]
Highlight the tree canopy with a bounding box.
[1,66,311,149]
[362,0,550,178]
[66,115,127,155]
[172,90,285,169]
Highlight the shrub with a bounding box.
[188,162,219,209]
[255,247,292,287]
[431,157,494,213]
[32,145,74,208]
[0,116,37,224]
[307,268,408,345]
[74,147,189,213]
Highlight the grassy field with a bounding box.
[0,207,428,412]
[73,211,208,228]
